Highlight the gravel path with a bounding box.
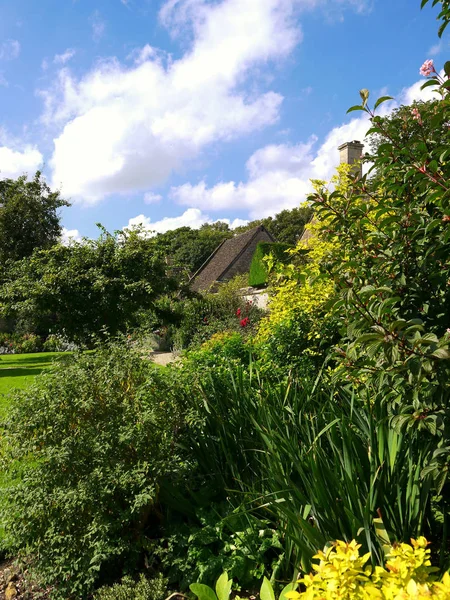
[149,351,179,366]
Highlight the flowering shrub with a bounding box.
[0,332,42,354]
[0,332,76,353]
[42,333,78,352]
[419,58,435,77]
[287,538,450,600]
[308,59,450,502]
[191,539,450,600]
[200,330,250,362]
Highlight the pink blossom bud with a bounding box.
[419,59,435,77]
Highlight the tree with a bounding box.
[234,206,313,245]
[156,223,233,277]
[0,228,173,343]
[0,172,69,262]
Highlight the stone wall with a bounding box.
[239,287,269,310]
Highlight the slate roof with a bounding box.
[190,225,275,292]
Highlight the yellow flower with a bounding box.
[291,538,449,600]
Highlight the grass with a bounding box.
[0,352,69,416]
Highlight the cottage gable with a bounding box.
[190,225,275,292]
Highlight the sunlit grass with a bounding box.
[0,352,69,416]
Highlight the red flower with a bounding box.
[240,317,250,327]
[236,308,241,316]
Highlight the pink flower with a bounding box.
[420,59,435,77]
[411,107,422,124]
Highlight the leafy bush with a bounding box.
[0,227,173,345]
[289,538,450,600]
[94,573,168,600]
[198,332,252,363]
[151,504,283,590]
[1,343,189,598]
[0,332,43,354]
[172,276,262,351]
[19,333,43,353]
[248,243,292,287]
[42,333,78,353]
[255,307,338,376]
[306,62,450,504]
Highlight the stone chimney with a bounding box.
[338,140,364,177]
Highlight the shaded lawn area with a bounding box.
[0,352,69,416]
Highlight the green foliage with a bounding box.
[1,343,188,598]
[152,504,283,590]
[190,574,296,600]
[248,243,292,287]
[422,0,450,37]
[0,333,43,354]
[0,172,69,263]
[156,222,233,279]
[94,573,168,600]
[0,227,173,344]
[255,308,338,377]
[180,355,448,571]
[310,69,450,501]
[234,206,313,246]
[172,276,262,351]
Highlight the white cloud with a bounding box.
[144,192,162,204]
[90,11,106,42]
[61,227,82,245]
[54,49,76,65]
[42,0,366,204]
[0,145,43,179]
[427,40,447,56]
[127,44,158,65]
[170,77,436,219]
[125,208,247,234]
[0,39,20,61]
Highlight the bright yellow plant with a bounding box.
[257,165,355,344]
[285,538,450,600]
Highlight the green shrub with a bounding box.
[94,573,168,600]
[19,333,43,353]
[151,504,283,590]
[255,307,339,377]
[42,333,78,352]
[248,242,292,287]
[1,343,189,598]
[0,332,61,354]
[172,276,263,351]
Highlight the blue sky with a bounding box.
[0,0,446,240]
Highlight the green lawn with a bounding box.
[0,352,68,415]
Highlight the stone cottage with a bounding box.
[190,225,275,292]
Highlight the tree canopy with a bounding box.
[234,206,313,245]
[0,172,69,262]
[0,228,173,343]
